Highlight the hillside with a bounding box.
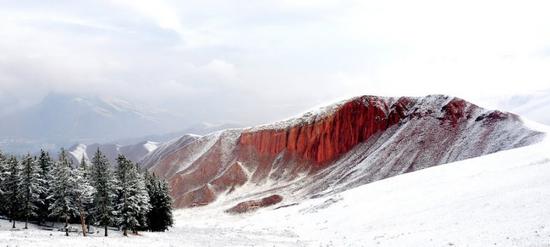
[178,122,550,246]
[141,95,545,209]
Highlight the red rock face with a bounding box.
[441,98,469,127]
[174,184,216,207]
[226,195,283,214]
[210,162,248,193]
[239,96,411,167]
[166,135,231,208]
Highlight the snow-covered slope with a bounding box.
[176,127,550,246]
[139,134,203,172]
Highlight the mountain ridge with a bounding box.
[141,94,545,209]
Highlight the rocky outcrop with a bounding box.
[143,95,545,209]
[175,184,216,207]
[211,162,248,193]
[226,195,283,214]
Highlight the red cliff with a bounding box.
[239,96,411,167]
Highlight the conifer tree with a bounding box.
[80,157,87,168]
[115,155,150,236]
[73,161,95,236]
[5,156,21,228]
[78,157,95,234]
[49,149,78,236]
[0,151,8,219]
[0,151,7,204]
[133,167,151,234]
[18,154,45,229]
[146,173,173,232]
[90,148,117,237]
[37,150,54,225]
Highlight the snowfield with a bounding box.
[1,129,549,246]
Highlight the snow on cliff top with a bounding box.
[244,95,380,132]
[245,94,455,132]
[143,141,160,153]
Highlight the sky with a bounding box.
[0,0,549,125]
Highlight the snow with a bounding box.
[168,131,225,175]
[0,218,302,247]
[177,135,550,246]
[143,141,159,153]
[244,94,454,132]
[3,133,550,246]
[69,144,88,163]
[245,96,361,132]
[280,136,550,246]
[495,90,550,126]
[138,134,201,170]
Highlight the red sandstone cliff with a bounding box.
[239,96,411,167]
[143,95,544,209]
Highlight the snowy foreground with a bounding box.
[2,134,550,246]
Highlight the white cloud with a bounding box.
[0,0,549,123]
[111,0,184,33]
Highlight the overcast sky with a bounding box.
[0,0,549,124]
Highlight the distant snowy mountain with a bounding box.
[495,90,550,126]
[0,93,190,154]
[112,122,242,146]
[63,122,242,166]
[67,140,160,166]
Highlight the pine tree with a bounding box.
[73,161,95,236]
[115,155,150,236]
[133,166,151,234]
[0,151,7,205]
[146,173,173,232]
[18,154,45,229]
[78,157,95,234]
[5,156,21,228]
[90,148,117,237]
[0,151,8,220]
[37,150,54,225]
[49,149,78,236]
[80,157,86,168]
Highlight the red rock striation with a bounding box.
[239,96,412,167]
